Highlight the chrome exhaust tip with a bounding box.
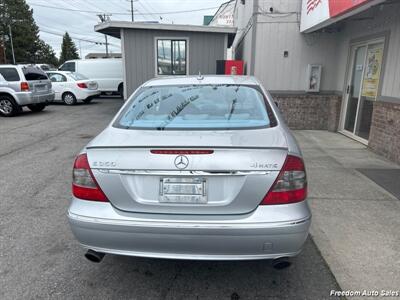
[272,257,292,270]
[85,249,105,263]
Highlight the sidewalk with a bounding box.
[294,130,400,299]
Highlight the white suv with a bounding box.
[0,65,55,117]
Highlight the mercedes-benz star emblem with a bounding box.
[174,155,189,170]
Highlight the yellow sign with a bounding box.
[361,44,384,99]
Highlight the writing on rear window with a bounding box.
[115,85,272,130]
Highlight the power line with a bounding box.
[136,0,155,21]
[139,0,174,23]
[38,23,115,44]
[39,28,119,47]
[29,3,220,15]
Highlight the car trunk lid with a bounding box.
[86,127,288,215]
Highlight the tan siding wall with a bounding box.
[254,22,339,91]
[232,0,256,74]
[235,0,340,91]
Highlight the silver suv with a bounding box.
[0,65,55,117]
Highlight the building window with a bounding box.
[157,39,187,75]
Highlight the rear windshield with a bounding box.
[114,84,275,130]
[22,67,48,80]
[39,65,50,71]
[68,72,88,81]
[0,68,20,81]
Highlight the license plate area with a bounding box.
[159,177,207,204]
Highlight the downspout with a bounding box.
[120,28,127,100]
[249,0,259,75]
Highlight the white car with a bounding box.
[46,71,101,105]
[58,59,123,97]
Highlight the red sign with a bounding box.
[329,0,369,17]
[301,0,375,32]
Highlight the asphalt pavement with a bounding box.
[0,98,342,300]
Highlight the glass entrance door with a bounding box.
[341,40,384,142]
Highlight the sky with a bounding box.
[25,0,228,59]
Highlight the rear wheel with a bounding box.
[62,92,77,105]
[118,83,124,99]
[27,103,46,112]
[0,95,21,117]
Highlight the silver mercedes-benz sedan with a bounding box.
[68,76,311,265]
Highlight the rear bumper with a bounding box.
[68,199,311,260]
[14,91,55,106]
[75,89,101,101]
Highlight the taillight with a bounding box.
[77,82,88,89]
[260,155,307,205]
[72,153,108,202]
[20,82,29,91]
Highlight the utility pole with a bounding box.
[0,1,6,64]
[0,36,6,64]
[105,35,108,57]
[8,25,15,64]
[127,0,138,22]
[97,13,112,58]
[130,0,134,21]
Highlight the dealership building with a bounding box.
[95,0,399,164]
[232,0,400,163]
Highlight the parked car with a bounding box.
[36,64,57,71]
[0,65,54,117]
[58,59,123,97]
[68,76,311,266]
[46,71,101,105]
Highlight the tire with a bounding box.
[118,83,124,99]
[27,103,46,112]
[82,98,92,104]
[0,95,21,117]
[62,92,77,105]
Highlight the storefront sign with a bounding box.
[361,44,384,99]
[209,1,234,27]
[300,0,381,32]
[329,0,369,17]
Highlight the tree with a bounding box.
[35,40,58,66]
[59,32,79,64]
[0,0,58,64]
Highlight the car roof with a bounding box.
[46,71,72,74]
[0,64,42,69]
[142,75,260,87]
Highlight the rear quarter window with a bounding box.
[22,67,48,80]
[68,72,88,80]
[0,68,20,81]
